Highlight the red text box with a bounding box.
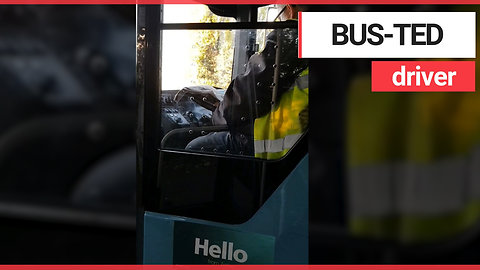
[372,61,475,92]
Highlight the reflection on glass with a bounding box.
[160,28,308,161]
[162,29,234,90]
[257,4,284,22]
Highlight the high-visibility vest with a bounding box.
[254,69,308,160]
[347,74,480,244]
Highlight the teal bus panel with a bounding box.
[144,155,308,264]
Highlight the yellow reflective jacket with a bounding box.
[347,73,480,244]
[254,69,308,160]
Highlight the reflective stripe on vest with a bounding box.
[347,75,480,244]
[254,69,308,160]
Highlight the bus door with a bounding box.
[137,4,309,264]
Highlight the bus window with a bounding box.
[162,29,235,91]
[159,26,308,161]
[257,4,284,22]
[256,5,283,51]
[162,4,236,90]
[139,4,308,226]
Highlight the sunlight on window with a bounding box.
[161,5,235,91]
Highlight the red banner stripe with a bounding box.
[3,0,480,4]
[372,61,475,92]
[298,11,303,59]
[0,266,480,270]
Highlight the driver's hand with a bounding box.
[174,85,222,112]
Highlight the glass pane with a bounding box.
[159,28,308,161]
[257,5,283,50]
[162,29,235,90]
[257,4,284,22]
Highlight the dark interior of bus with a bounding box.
[0,6,136,263]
